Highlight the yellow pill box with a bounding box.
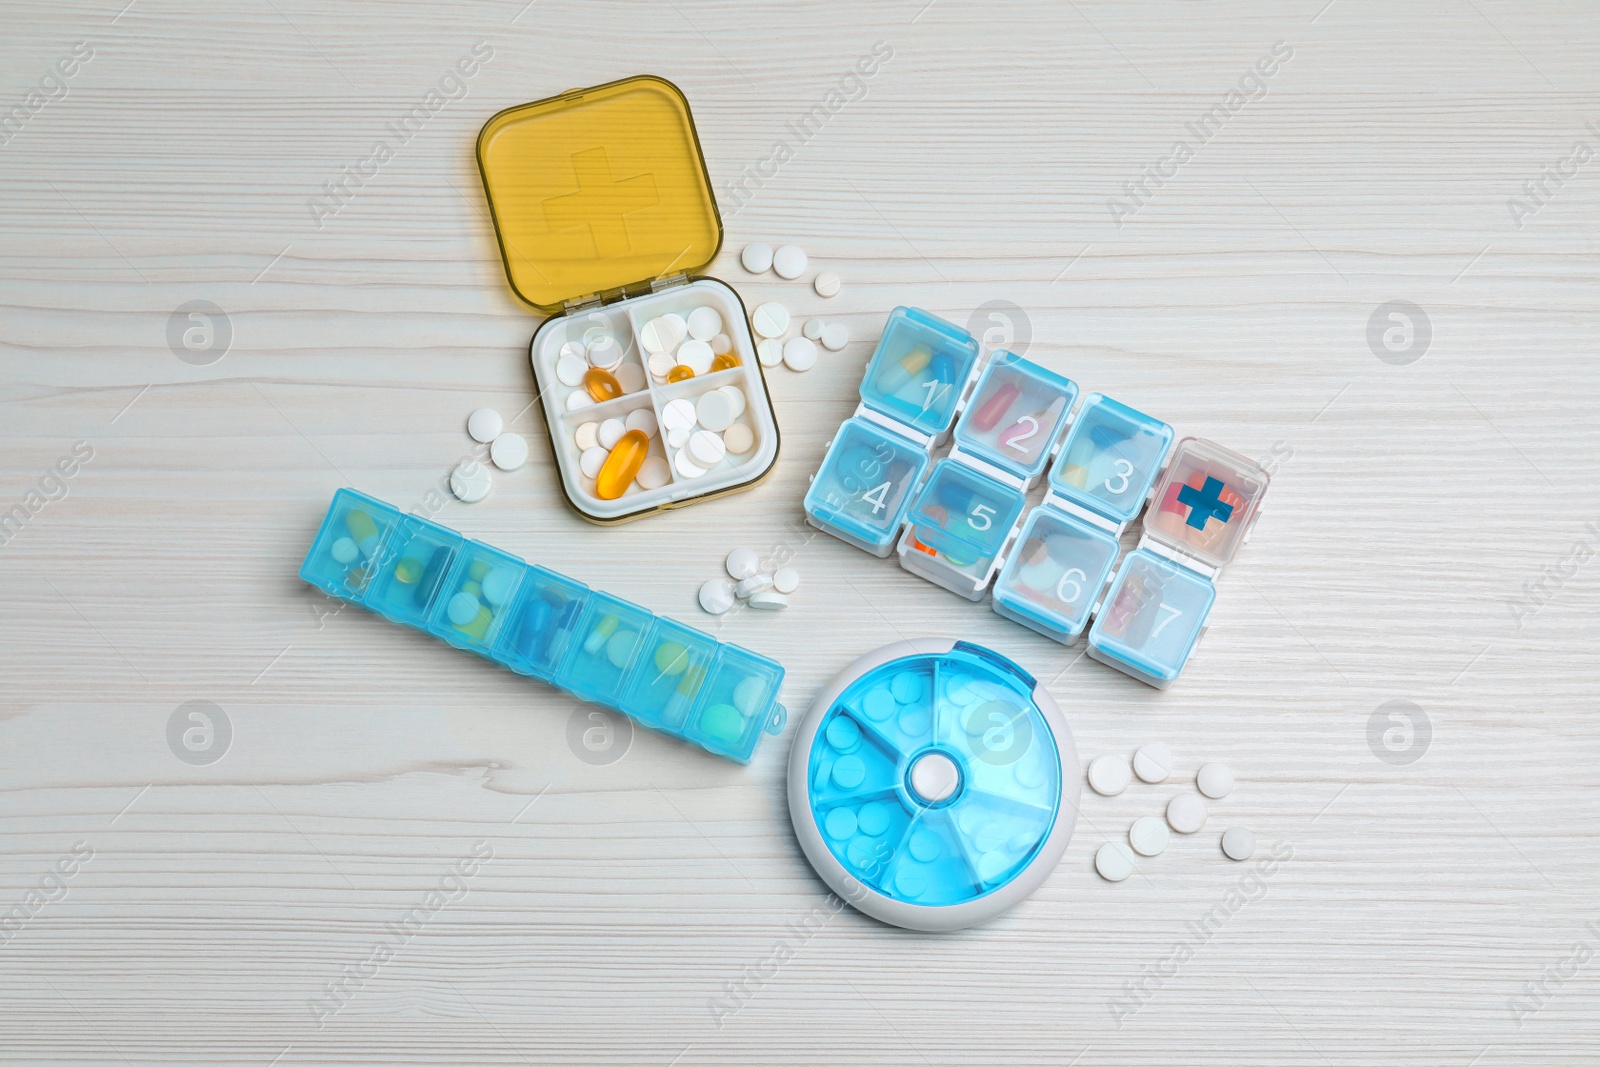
[477,75,781,524]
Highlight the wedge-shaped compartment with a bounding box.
[1144,437,1269,570]
[426,542,527,656]
[494,567,590,679]
[906,458,1025,565]
[859,306,981,437]
[992,507,1121,643]
[1048,393,1174,524]
[1087,548,1215,688]
[555,392,669,507]
[533,304,649,416]
[553,593,655,705]
[300,489,403,600]
[804,417,930,556]
[364,515,463,629]
[619,618,720,730]
[952,353,1078,481]
[684,644,785,762]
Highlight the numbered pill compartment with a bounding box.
[683,645,785,761]
[992,507,1121,643]
[952,354,1078,482]
[804,417,931,556]
[906,458,1026,565]
[1144,437,1269,570]
[300,489,403,599]
[363,515,463,630]
[859,306,982,437]
[1087,548,1215,687]
[494,567,590,680]
[426,543,527,656]
[619,618,720,730]
[553,593,656,705]
[1048,393,1174,524]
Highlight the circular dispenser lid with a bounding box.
[787,638,1080,931]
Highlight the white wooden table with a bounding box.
[3,2,1597,1063]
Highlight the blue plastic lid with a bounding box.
[803,417,931,553]
[858,307,981,437]
[1047,393,1174,524]
[992,506,1121,641]
[1087,548,1215,685]
[951,352,1078,480]
[907,458,1026,563]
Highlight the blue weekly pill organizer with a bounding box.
[301,489,787,763]
[787,638,1080,932]
[804,307,1271,688]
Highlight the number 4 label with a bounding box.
[861,481,891,515]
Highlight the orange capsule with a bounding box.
[667,365,695,383]
[583,366,623,402]
[595,429,649,500]
[711,352,741,371]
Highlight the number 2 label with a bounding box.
[1004,415,1038,453]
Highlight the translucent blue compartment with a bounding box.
[859,307,981,436]
[1048,394,1174,524]
[301,489,786,763]
[1086,548,1214,688]
[907,459,1026,563]
[992,507,1121,643]
[951,352,1078,481]
[804,417,931,556]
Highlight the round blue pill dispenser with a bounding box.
[788,639,1080,931]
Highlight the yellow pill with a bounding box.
[595,429,649,500]
[462,581,482,598]
[583,613,620,655]
[1061,464,1090,488]
[899,345,932,376]
[469,560,490,581]
[394,557,424,584]
[345,509,378,543]
[584,366,623,402]
[711,353,741,371]
[456,605,493,641]
[654,642,690,676]
[676,663,707,697]
[667,365,695,383]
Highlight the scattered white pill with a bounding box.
[752,302,790,339]
[699,577,736,614]
[1197,762,1235,800]
[686,306,722,341]
[772,244,807,279]
[720,385,747,417]
[598,418,626,450]
[803,317,825,340]
[467,408,503,443]
[757,338,784,366]
[574,422,600,451]
[678,338,714,375]
[559,340,587,363]
[565,391,594,412]
[1221,826,1256,861]
[662,398,697,433]
[696,389,736,432]
[710,332,732,355]
[723,423,754,454]
[1087,753,1132,796]
[579,446,607,479]
[748,590,789,610]
[449,459,493,504]
[726,548,760,580]
[489,432,528,471]
[616,362,646,395]
[587,335,623,368]
[1133,743,1174,784]
[734,572,773,598]
[556,353,588,387]
[1166,794,1208,835]
[639,315,685,354]
[821,322,850,352]
[1129,816,1171,857]
[647,350,676,379]
[666,426,690,450]
[624,408,657,437]
[1095,841,1136,882]
[783,336,818,372]
[813,271,841,297]
[331,537,359,564]
[772,566,800,594]
[636,455,670,490]
[688,429,726,467]
[673,448,706,479]
[740,242,773,274]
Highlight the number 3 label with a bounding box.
[1104,458,1133,495]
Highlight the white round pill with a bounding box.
[740,242,773,274]
[1196,762,1235,799]
[1129,816,1170,857]
[666,426,690,449]
[1133,743,1174,784]
[673,448,706,479]
[720,385,747,417]
[678,338,714,375]
[734,572,773,598]
[1095,841,1136,882]
[782,336,818,372]
[1221,826,1256,861]
[686,306,722,341]
[598,418,626,450]
[489,432,528,471]
[820,322,850,351]
[710,332,732,355]
[587,335,623,369]
[559,340,587,362]
[330,537,358,564]
[639,315,685,354]
[556,353,588,387]
[1087,753,1132,796]
[636,455,670,490]
[699,577,736,614]
[616,362,646,395]
[772,566,799,594]
[624,408,657,437]
[803,317,824,340]
[579,446,607,479]
[480,567,516,607]
[467,407,502,443]
[751,302,790,339]
[565,391,593,412]
[688,429,726,467]
[696,390,736,432]
[723,424,754,454]
[757,338,784,366]
[449,460,492,504]
[647,351,676,380]
[662,398,697,433]
[725,547,760,580]
[574,422,599,451]
[1166,794,1208,835]
[813,270,840,297]
[748,590,789,610]
[772,244,807,279]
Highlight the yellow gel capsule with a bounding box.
[667,365,695,383]
[711,353,740,371]
[394,557,424,584]
[899,345,932,376]
[583,366,623,402]
[595,429,649,500]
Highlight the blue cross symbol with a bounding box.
[1177,476,1234,530]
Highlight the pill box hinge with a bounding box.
[650,271,689,293]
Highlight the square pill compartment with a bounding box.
[1086,548,1216,687]
[950,353,1079,484]
[859,306,982,439]
[1047,393,1174,524]
[991,507,1121,643]
[804,416,932,556]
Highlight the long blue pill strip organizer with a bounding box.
[804,307,1271,689]
[301,489,787,763]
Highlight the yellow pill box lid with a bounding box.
[476,75,722,313]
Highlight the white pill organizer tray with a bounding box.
[803,307,1271,688]
[477,75,780,524]
[301,489,787,763]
